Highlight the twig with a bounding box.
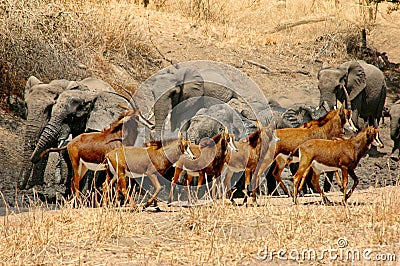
[311,41,330,62]
[266,16,334,34]
[292,69,310,75]
[243,59,273,72]
[244,60,309,75]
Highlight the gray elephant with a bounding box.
[318,60,386,129]
[135,62,269,140]
[390,100,400,160]
[152,67,236,137]
[19,76,79,189]
[185,100,247,143]
[24,77,134,189]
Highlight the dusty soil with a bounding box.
[0,6,400,211]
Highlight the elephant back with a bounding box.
[79,77,114,92]
[85,91,131,132]
[199,69,236,103]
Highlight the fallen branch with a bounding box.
[278,69,310,75]
[243,59,273,72]
[266,16,334,34]
[292,69,310,75]
[243,59,309,75]
[311,41,330,62]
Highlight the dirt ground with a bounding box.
[0,5,400,211]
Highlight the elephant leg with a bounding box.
[19,162,33,190]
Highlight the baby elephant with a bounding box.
[390,100,400,161]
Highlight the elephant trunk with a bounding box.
[19,121,43,189]
[30,119,63,164]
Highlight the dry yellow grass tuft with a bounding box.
[1,187,399,264]
[0,0,160,99]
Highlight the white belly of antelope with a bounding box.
[80,158,106,173]
[310,160,341,174]
[125,171,145,179]
[184,168,201,177]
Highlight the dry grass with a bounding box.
[1,186,399,265]
[0,0,160,104]
[155,0,377,52]
[1,1,400,264]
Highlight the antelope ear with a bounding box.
[178,130,183,139]
[224,126,229,134]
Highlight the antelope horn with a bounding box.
[115,84,139,110]
[341,84,352,110]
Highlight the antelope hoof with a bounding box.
[344,193,352,202]
[293,196,299,205]
[322,197,333,206]
[145,199,154,208]
[230,199,238,206]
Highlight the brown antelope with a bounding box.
[168,127,237,204]
[223,121,279,205]
[256,101,357,196]
[39,106,155,197]
[105,131,194,208]
[291,126,384,205]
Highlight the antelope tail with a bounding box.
[39,146,67,159]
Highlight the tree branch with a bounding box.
[266,16,334,34]
[243,59,273,72]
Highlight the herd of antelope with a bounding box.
[40,99,385,209]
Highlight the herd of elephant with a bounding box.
[18,60,399,202]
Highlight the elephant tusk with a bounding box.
[340,84,352,110]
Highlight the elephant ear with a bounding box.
[66,97,90,117]
[339,61,366,101]
[181,68,204,99]
[24,76,45,100]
